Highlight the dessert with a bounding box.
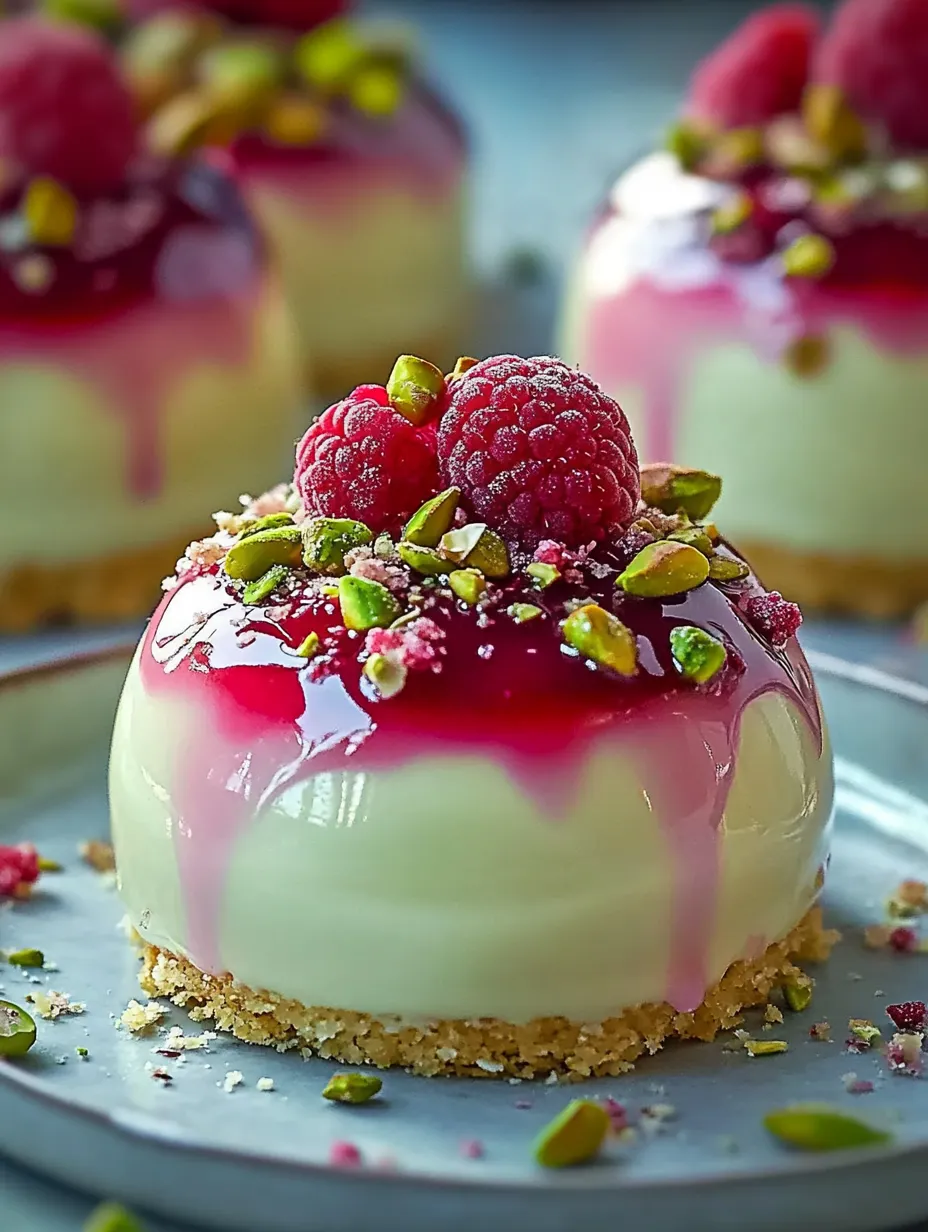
[0,17,301,631]
[562,0,928,617]
[120,1,469,395]
[110,353,835,1081]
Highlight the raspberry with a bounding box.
[438,355,639,550]
[814,0,928,150]
[294,383,439,535]
[0,19,137,193]
[742,591,802,647]
[0,843,40,898]
[889,926,918,953]
[688,5,820,129]
[886,1001,928,1032]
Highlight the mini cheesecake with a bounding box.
[562,0,928,617]
[110,352,834,1080]
[122,5,469,396]
[0,17,300,631]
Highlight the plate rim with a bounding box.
[1,640,927,1202]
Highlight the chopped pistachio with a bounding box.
[803,84,867,162]
[349,62,404,117]
[440,524,510,579]
[715,126,765,169]
[526,561,561,589]
[42,0,121,29]
[782,233,835,279]
[745,1039,788,1057]
[23,177,78,247]
[146,90,230,158]
[239,511,295,538]
[264,94,327,146]
[449,568,486,606]
[83,1202,145,1232]
[783,979,813,1013]
[665,119,706,171]
[848,1021,882,1047]
[37,856,62,872]
[386,355,446,425]
[0,1000,37,1057]
[76,1046,89,1058]
[242,565,289,605]
[7,948,45,968]
[669,626,727,684]
[617,541,710,598]
[373,533,395,559]
[784,333,831,378]
[640,463,722,519]
[362,653,407,698]
[322,1071,383,1104]
[338,575,401,632]
[199,41,284,109]
[533,1099,611,1168]
[667,525,714,556]
[397,542,449,576]
[224,526,303,581]
[296,632,320,659]
[711,192,753,235]
[707,555,750,583]
[449,356,478,380]
[294,18,365,93]
[763,1105,890,1151]
[508,603,542,624]
[562,605,637,676]
[302,517,372,576]
[403,487,460,547]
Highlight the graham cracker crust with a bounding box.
[0,528,207,633]
[139,907,836,1080]
[740,539,928,619]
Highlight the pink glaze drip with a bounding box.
[581,163,928,463]
[138,556,823,1013]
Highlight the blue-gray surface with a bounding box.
[1,1,924,1228]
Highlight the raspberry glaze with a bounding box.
[140,554,824,1015]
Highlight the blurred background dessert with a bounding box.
[562,0,928,618]
[120,0,470,397]
[0,15,300,631]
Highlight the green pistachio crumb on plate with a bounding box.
[7,947,44,968]
[242,564,289,606]
[783,979,813,1013]
[669,626,727,684]
[763,1105,891,1152]
[526,561,560,589]
[84,1202,146,1232]
[338,576,401,632]
[322,1072,383,1104]
[0,1000,37,1057]
[508,603,542,624]
[403,487,460,547]
[533,1099,611,1168]
[449,568,486,606]
[745,1039,788,1057]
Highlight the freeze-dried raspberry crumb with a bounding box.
[438,354,639,550]
[610,527,656,570]
[886,1031,923,1074]
[886,1001,928,1032]
[688,4,820,129]
[741,590,802,646]
[365,617,444,672]
[889,926,918,953]
[329,1140,362,1168]
[294,384,439,535]
[0,843,40,897]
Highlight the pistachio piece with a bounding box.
[243,564,289,606]
[7,948,44,968]
[562,605,637,676]
[669,626,727,684]
[363,653,407,698]
[84,1203,145,1232]
[199,42,284,110]
[37,856,62,873]
[403,487,460,547]
[294,18,365,93]
[707,555,750,583]
[440,524,510,579]
[42,0,121,29]
[667,526,714,556]
[711,192,752,236]
[848,1021,882,1047]
[448,356,478,380]
[123,14,221,114]
[526,561,561,589]
[0,1000,37,1057]
[397,542,449,576]
[373,533,395,559]
[763,1105,891,1151]
[803,84,867,163]
[449,568,486,606]
[147,90,230,157]
[665,119,706,171]
[782,233,835,279]
[264,94,326,146]
[23,178,78,247]
[223,526,303,581]
[784,333,831,378]
[349,62,404,117]
[296,632,320,659]
[338,575,401,632]
[783,979,813,1013]
[639,463,722,519]
[239,511,295,538]
[509,603,542,624]
[715,126,765,169]
[322,1072,383,1104]
[386,355,446,426]
[745,1040,788,1057]
[302,517,372,576]
[618,542,710,598]
[533,1099,611,1168]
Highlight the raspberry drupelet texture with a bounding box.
[0,843,40,898]
[0,18,138,193]
[687,4,820,130]
[294,383,439,534]
[742,591,802,648]
[886,1002,928,1033]
[437,355,640,550]
[813,0,928,151]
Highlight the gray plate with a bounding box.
[2,649,928,1232]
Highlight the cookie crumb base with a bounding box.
[140,908,837,1080]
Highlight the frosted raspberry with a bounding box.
[294,384,439,535]
[742,591,802,647]
[814,0,928,150]
[438,355,639,550]
[0,19,138,193]
[886,1001,928,1032]
[0,843,40,897]
[688,5,820,129]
